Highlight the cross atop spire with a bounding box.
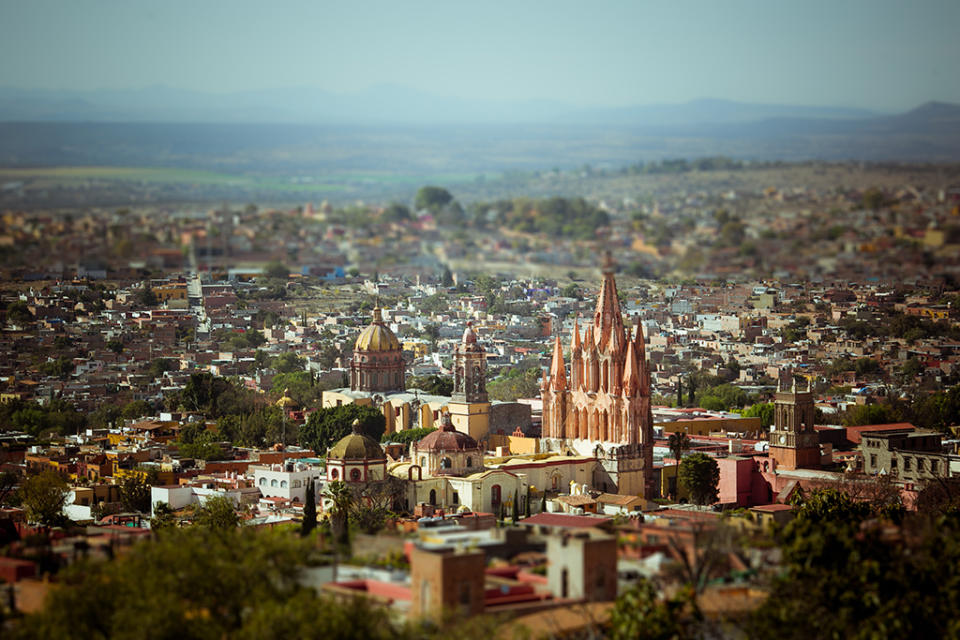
[601,250,616,275]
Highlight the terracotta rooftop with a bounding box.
[845,423,916,444]
[520,513,612,529]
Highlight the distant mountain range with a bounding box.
[0,85,883,126]
[1,85,959,169]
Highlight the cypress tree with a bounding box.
[301,481,317,537]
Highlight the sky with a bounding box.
[1,0,958,111]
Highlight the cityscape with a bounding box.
[2,2,960,638]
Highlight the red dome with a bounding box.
[415,414,480,452]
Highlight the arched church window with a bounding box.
[280,480,288,488]
[259,477,266,486]
[441,457,452,469]
[466,457,473,468]
[330,468,339,480]
[271,479,278,488]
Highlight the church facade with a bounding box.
[540,256,654,497]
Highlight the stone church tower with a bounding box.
[769,373,820,470]
[448,323,491,441]
[541,254,654,496]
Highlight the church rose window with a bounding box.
[350,468,361,481]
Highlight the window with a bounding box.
[350,468,361,481]
[280,480,288,488]
[271,479,278,487]
[932,460,939,474]
[452,491,459,505]
[491,484,501,508]
[917,458,925,472]
[870,454,877,468]
[259,477,266,486]
[429,489,437,505]
[292,480,301,488]
[441,457,452,469]
[330,468,339,480]
[904,457,912,472]
[466,457,473,468]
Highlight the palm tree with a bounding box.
[668,432,690,465]
[324,481,352,551]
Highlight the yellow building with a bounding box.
[323,317,494,441]
[657,416,762,437]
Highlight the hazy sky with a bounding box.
[2,0,958,110]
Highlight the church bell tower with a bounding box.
[448,322,491,441]
[769,372,820,470]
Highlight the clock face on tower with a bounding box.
[779,434,787,445]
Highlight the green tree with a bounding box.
[414,185,454,212]
[119,475,151,513]
[193,495,239,530]
[749,488,960,640]
[441,266,454,287]
[487,365,542,402]
[608,578,692,640]
[270,371,318,407]
[299,404,386,453]
[19,470,70,526]
[134,283,158,307]
[121,399,152,421]
[678,453,719,507]
[407,374,453,396]
[263,261,290,279]
[382,427,436,444]
[324,480,352,551]
[742,402,775,428]
[862,187,885,211]
[667,432,690,463]
[150,501,178,531]
[301,481,317,537]
[148,358,176,378]
[271,352,305,374]
[381,202,411,222]
[5,300,34,325]
[13,527,410,640]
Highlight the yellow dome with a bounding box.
[355,307,401,352]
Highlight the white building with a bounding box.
[253,462,324,504]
